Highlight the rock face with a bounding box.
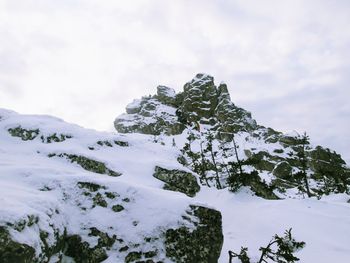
[153,166,200,197]
[115,73,350,198]
[273,161,293,180]
[114,73,257,135]
[155,85,177,106]
[114,96,185,135]
[165,205,223,263]
[0,227,36,263]
[0,176,222,263]
[181,74,218,123]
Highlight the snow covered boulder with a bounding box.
[48,153,122,177]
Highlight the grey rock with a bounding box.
[165,205,223,263]
[156,85,176,106]
[153,166,200,197]
[273,161,293,180]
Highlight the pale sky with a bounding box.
[0,0,349,163]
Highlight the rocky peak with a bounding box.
[217,83,231,101]
[181,73,218,123]
[189,73,214,86]
[114,73,257,135]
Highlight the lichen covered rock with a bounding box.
[8,126,72,143]
[0,226,36,263]
[115,97,185,135]
[155,85,177,106]
[273,161,293,180]
[181,73,218,122]
[114,73,258,135]
[8,126,40,141]
[49,153,122,177]
[153,166,200,197]
[165,205,223,263]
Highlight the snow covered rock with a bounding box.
[114,73,257,136]
[153,166,200,197]
[114,97,184,135]
[165,205,223,263]
[180,73,218,123]
[0,227,36,263]
[0,109,224,263]
[1,73,350,263]
[155,86,177,106]
[115,73,349,198]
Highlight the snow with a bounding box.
[196,188,350,262]
[1,108,350,262]
[126,99,142,111]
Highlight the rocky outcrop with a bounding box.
[273,161,293,180]
[215,83,257,134]
[8,126,73,143]
[114,73,349,197]
[180,74,218,123]
[0,178,223,263]
[0,227,36,263]
[155,85,177,106]
[114,96,184,135]
[153,166,200,197]
[48,153,122,177]
[114,73,257,135]
[165,205,223,263]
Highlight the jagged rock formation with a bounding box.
[115,73,350,198]
[114,86,184,136]
[114,73,256,136]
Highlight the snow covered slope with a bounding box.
[1,74,350,263]
[0,109,223,263]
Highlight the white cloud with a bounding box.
[0,0,349,163]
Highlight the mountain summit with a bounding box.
[115,73,256,136]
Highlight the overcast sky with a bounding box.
[0,0,349,163]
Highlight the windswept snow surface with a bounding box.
[0,109,350,262]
